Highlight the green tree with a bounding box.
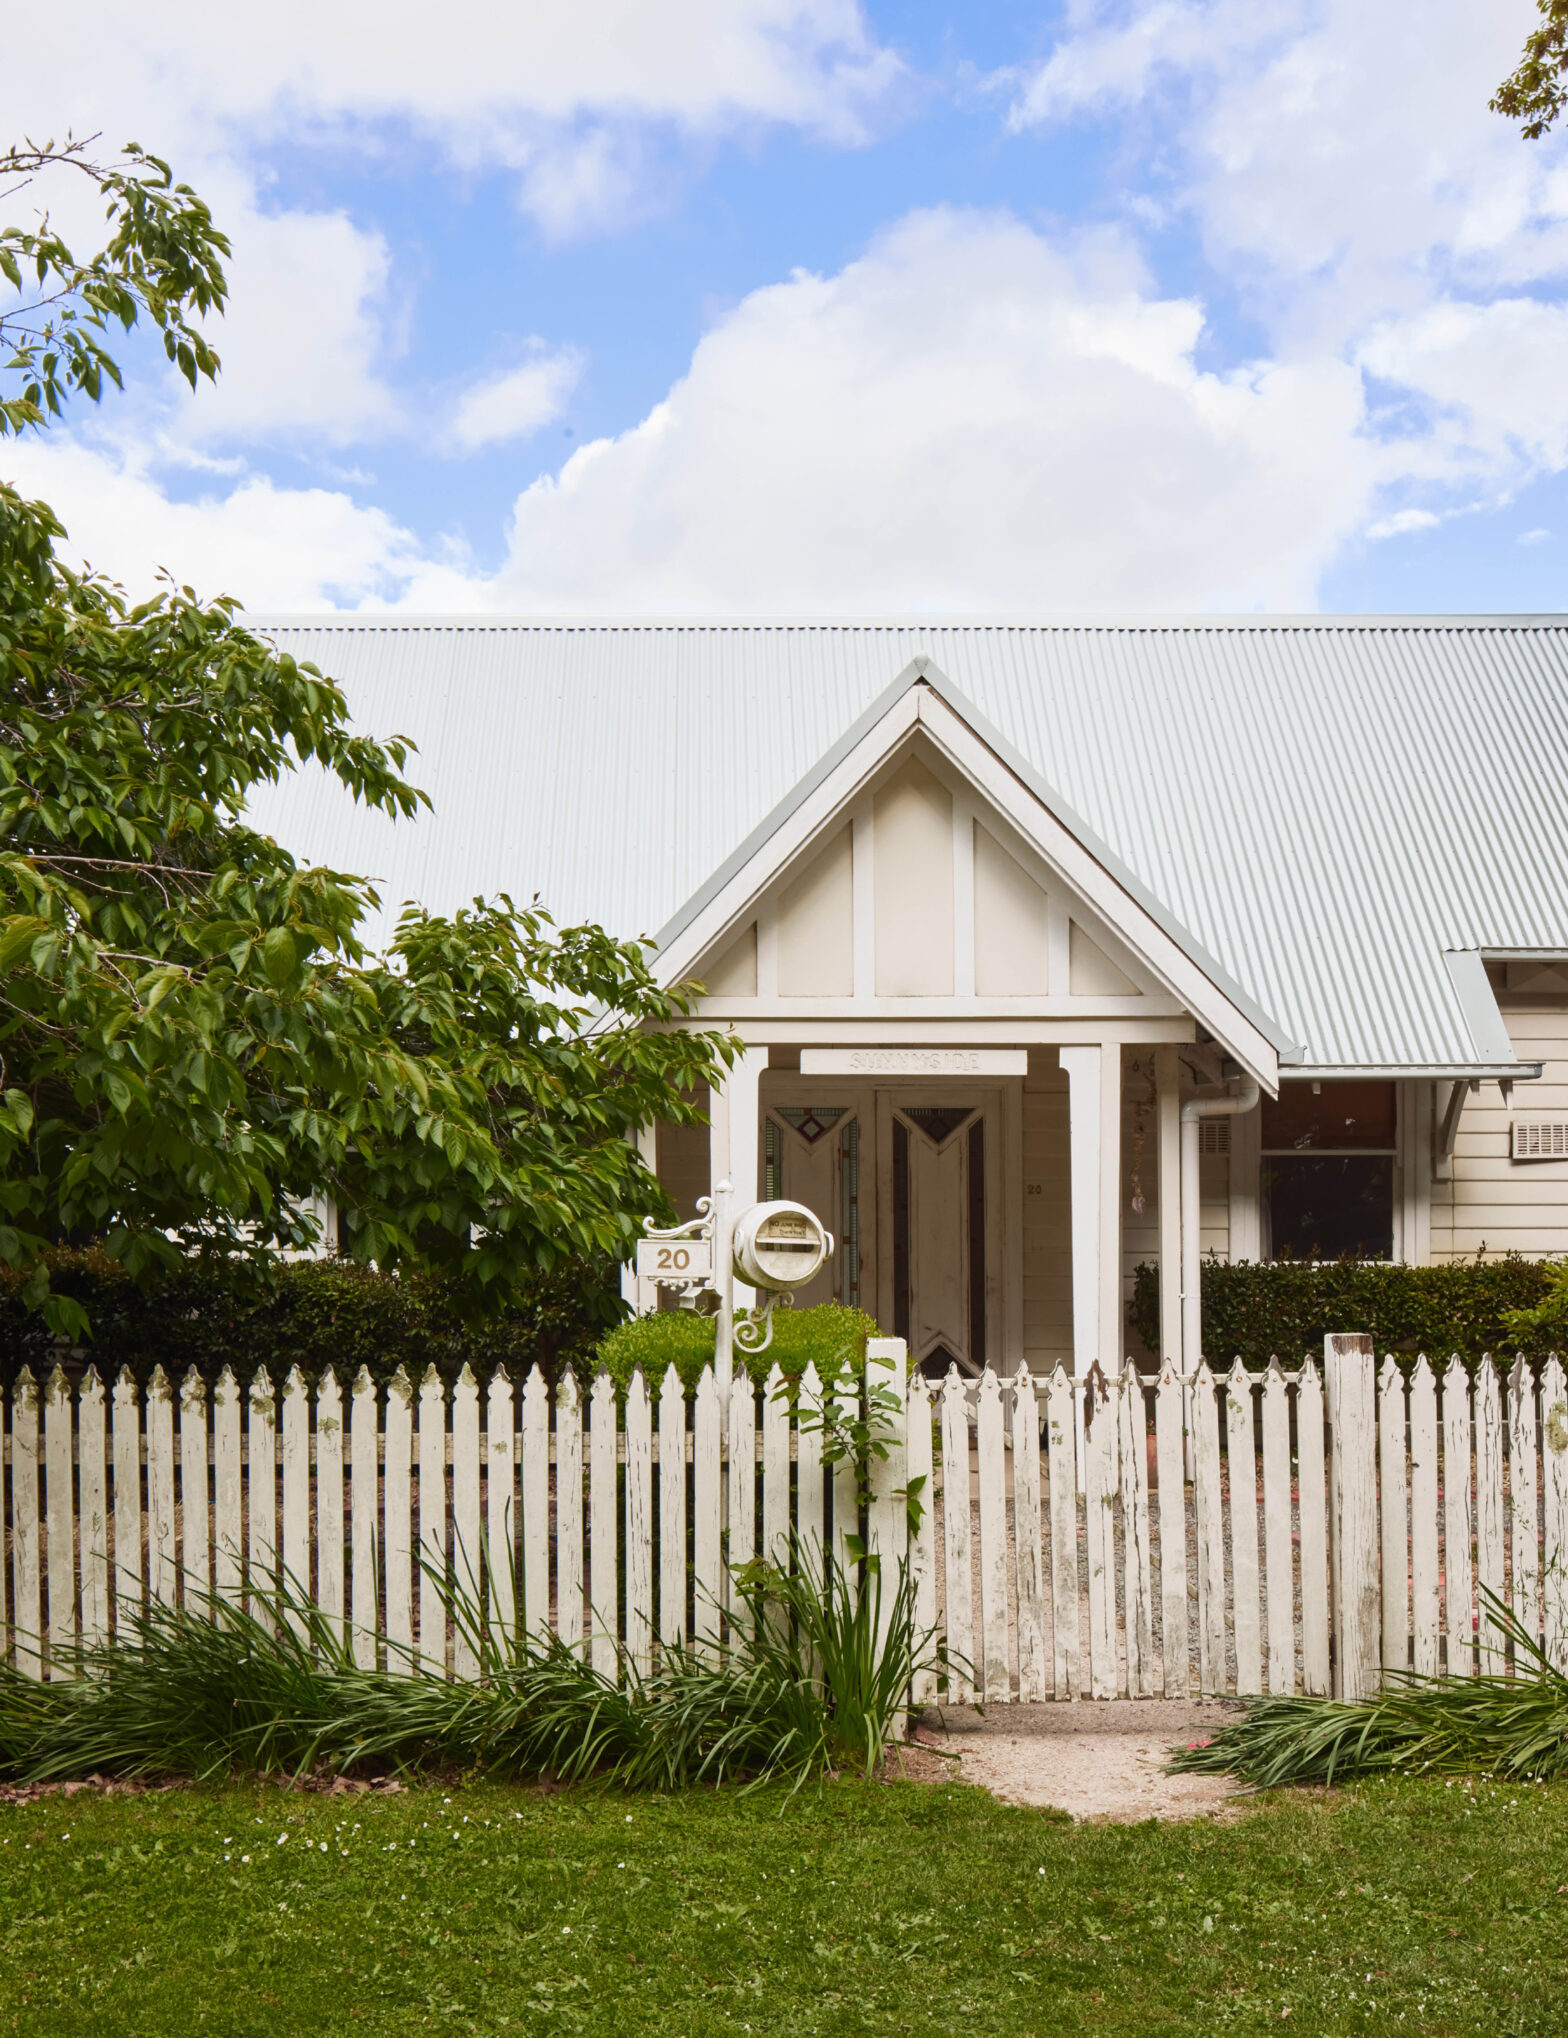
[0,140,728,1337]
[1,135,227,434]
[1492,0,1568,139]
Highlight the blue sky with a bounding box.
[5,1,1568,614]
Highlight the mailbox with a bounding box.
[731,1200,834,1293]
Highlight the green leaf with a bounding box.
[261,927,298,986]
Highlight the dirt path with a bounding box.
[913,1699,1244,1822]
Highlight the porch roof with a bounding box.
[244,613,1568,1075]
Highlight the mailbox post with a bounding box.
[637,1188,833,1423]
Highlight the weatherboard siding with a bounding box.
[1430,1006,1568,1262]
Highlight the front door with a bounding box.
[876,1093,1001,1377]
[761,1098,866,1312]
[759,1079,1004,1373]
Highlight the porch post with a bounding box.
[712,1046,769,1310]
[1155,1047,1182,1364]
[1059,1043,1122,1376]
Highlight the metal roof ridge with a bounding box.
[245,610,1568,631]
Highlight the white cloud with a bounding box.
[1004,0,1284,129]
[469,207,1374,612]
[1001,0,1568,546]
[1520,528,1552,545]
[1366,509,1441,540]
[0,1,902,452]
[168,185,402,448]
[3,434,426,610]
[1359,298,1568,473]
[452,347,583,451]
[0,2,900,229]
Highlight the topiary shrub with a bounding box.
[594,1300,884,1397]
[1129,1254,1560,1369]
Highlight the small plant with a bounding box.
[1170,1590,1568,1787]
[777,1347,927,1536]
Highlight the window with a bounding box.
[1261,1081,1397,1261]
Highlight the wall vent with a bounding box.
[1512,1117,1568,1161]
[1197,1120,1231,1156]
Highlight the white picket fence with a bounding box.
[3,1334,1567,1702]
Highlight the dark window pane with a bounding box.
[1261,1080,1397,1152]
[1264,1154,1394,1260]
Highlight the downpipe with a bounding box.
[1179,1076,1260,1372]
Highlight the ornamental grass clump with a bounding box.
[0,1541,942,1793]
[1170,1590,1568,1789]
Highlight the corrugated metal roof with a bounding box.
[242,615,1568,1073]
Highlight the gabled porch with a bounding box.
[629,662,1286,1371]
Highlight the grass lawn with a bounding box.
[1,1770,1564,2034]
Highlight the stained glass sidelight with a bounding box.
[841,1115,861,1308]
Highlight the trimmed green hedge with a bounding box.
[1129,1255,1560,1368]
[0,1248,617,1393]
[594,1301,883,1397]
[0,1251,883,1398]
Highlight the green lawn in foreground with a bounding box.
[0,1772,1562,2034]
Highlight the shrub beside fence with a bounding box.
[5,1338,1568,1705]
[1129,1256,1558,1367]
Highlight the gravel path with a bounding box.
[914,1698,1244,1822]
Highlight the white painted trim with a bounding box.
[851,796,874,1000]
[1397,1079,1432,1266]
[1047,896,1071,998]
[802,1047,1027,1076]
[682,1016,1197,1046]
[715,1046,769,1311]
[755,913,779,999]
[1228,1100,1261,1263]
[1002,1075,1024,1370]
[693,995,1185,1020]
[1059,1044,1102,1378]
[953,796,976,1000]
[1155,1048,1182,1366]
[1098,1044,1123,1372]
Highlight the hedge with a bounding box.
[0,1248,618,1394]
[0,1252,883,1399]
[594,1301,883,1397]
[1128,1255,1560,1368]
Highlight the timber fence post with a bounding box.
[865,1338,908,1657]
[1325,1332,1380,1700]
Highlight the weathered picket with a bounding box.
[6,1344,1568,1702]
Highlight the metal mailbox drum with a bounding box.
[731,1200,834,1293]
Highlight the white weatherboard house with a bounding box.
[252,617,1568,1379]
